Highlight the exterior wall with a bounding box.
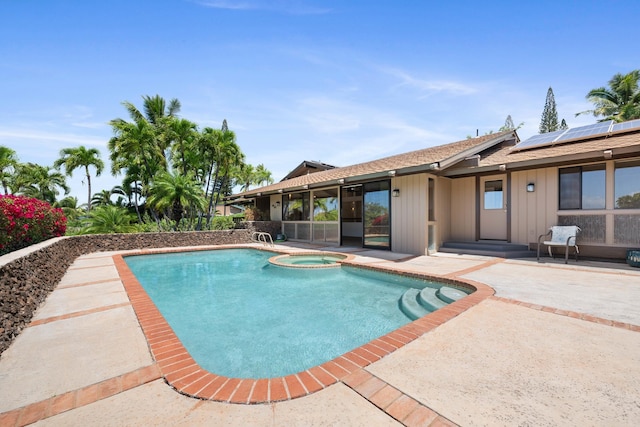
[449,177,476,241]
[510,168,558,245]
[510,159,640,259]
[391,174,427,255]
[269,195,282,221]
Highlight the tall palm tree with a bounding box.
[577,70,640,122]
[53,146,104,211]
[167,117,198,176]
[122,94,181,161]
[16,163,69,203]
[109,118,164,191]
[121,167,144,222]
[194,127,221,230]
[207,128,244,227]
[109,95,181,217]
[0,146,18,195]
[146,171,206,230]
[237,164,255,192]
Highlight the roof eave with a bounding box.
[442,144,640,177]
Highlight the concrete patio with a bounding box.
[1,243,639,426]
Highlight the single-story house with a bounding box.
[228,120,640,259]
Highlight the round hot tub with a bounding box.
[268,252,352,268]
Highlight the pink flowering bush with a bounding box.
[0,195,67,255]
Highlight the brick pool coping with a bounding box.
[113,245,495,407]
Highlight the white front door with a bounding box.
[480,175,507,240]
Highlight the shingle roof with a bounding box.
[232,131,515,197]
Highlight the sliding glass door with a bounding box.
[363,180,390,249]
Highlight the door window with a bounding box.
[484,180,503,210]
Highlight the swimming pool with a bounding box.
[124,248,465,378]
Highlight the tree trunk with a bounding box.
[85,166,92,211]
[205,164,221,228]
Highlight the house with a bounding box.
[228,120,640,259]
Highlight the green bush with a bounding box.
[209,215,235,230]
[0,195,67,255]
[81,205,137,234]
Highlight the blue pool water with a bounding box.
[124,249,445,378]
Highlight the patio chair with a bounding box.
[537,225,581,264]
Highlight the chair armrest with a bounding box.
[565,235,577,247]
[538,230,552,244]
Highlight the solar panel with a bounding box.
[512,118,640,152]
[511,129,566,151]
[554,120,614,142]
[611,118,640,133]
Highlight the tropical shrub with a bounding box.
[81,205,137,234]
[209,216,235,230]
[0,195,67,255]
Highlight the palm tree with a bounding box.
[237,164,256,192]
[53,146,104,211]
[577,70,640,122]
[236,163,273,192]
[109,95,181,218]
[109,118,164,188]
[254,163,274,187]
[91,189,114,208]
[83,205,137,234]
[16,163,69,203]
[122,94,181,161]
[0,146,18,195]
[55,196,85,221]
[207,128,244,227]
[146,172,206,230]
[110,185,128,207]
[167,117,198,176]
[121,167,144,222]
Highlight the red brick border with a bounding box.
[0,364,161,427]
[112,247,495,405]
[491,296,640,331]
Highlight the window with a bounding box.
[615,161,640,209]
[559,165,605,210]
[282,192,310,221]
[313,189,339,221]
[483,180,503,210]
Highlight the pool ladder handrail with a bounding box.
[251,231,274,247]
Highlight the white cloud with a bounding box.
[0,128,107,147]
[194,0,331,15]
[382,67,479,96]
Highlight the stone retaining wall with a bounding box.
[0,228,258,356]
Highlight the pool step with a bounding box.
[399,288,430,320]
[418,287,447,311]
[437,286,467,304]
[399,286,468,320]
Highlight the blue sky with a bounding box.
[1,0,639,203]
